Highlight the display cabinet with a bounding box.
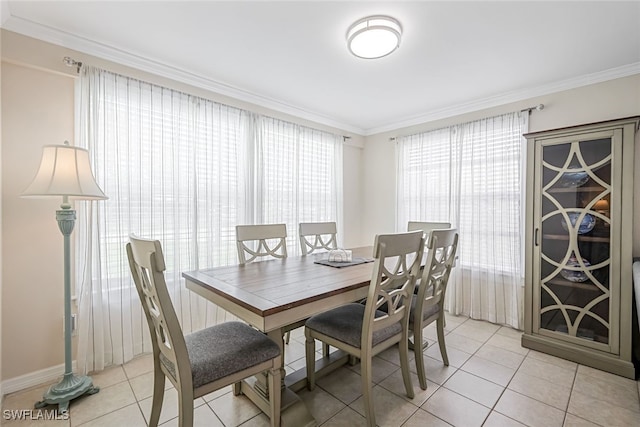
[522,117,639,378]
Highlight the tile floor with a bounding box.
[3,315,640,426]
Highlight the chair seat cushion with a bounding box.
[305,303,402,348]
[160,321,280,389]
[409,299,440,327]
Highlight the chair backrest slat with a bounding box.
[299,222,338,255]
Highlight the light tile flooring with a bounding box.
[3,315,640,426]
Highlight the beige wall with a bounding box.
[1,62,74,380]
[362,74,640,248]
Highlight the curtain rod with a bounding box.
[63,56,83,74]
[389,105,546,141]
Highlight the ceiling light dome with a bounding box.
[347,15,402,59]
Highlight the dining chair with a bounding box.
[409,228,458,390]
[236,224,299,345]
[304,231,425,427]
[236,224,288,264]
[127,235,282,427]
[299,221,337,255]
[298,221,337,353]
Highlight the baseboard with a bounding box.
[1,361,76,397]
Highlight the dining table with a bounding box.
[182,246,376,427]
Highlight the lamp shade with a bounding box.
[22,143,107,200]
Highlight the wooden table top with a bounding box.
[182,247,375,318]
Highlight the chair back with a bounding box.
[407,221,451,244]
[299,222,338,255]
[236,224,288,264]
[126,235,191,388]
[416,228,458,312]
[363,231,425,348]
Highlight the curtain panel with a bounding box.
[75,66,343,373]
[396,112,528,329]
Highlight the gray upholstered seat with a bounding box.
[127,235,282,427]
[409,299,440,326]
[159,321,280,388]
[409,228,458,390]
[305,231,425,427]
[305,304,402,348]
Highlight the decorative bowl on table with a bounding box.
[560,212,595,234]
[560,255,591,282]
[557,171,589,188]
[328,249,352,262]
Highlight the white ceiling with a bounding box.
[2,1,640,135]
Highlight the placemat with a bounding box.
[314,257,374,268]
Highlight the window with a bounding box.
[396,112,526,273]
[396,111,527,328]
[75,66,343,370]
[258,118,342,253]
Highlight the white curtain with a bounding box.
[396,112,528,329]
[75,66,343,373]
[257,117,344,251]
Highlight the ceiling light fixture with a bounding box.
[347,15,402,59]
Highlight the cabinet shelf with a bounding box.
[542,234,610,243]
[544,278,602,291]
[547,186,605,194]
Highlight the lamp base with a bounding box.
[35,373,100,413]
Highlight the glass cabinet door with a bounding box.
[536,135,612,348]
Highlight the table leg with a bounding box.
[239,328,317,427]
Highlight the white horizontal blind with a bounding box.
[396,112,527,328]
[75,66,343,372]
[396,127,453,226]
[258,118,343,254]
[456,114,524,273]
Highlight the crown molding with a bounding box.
[3,13,638,138]
[365,62,640,136]
[1,14,365,135]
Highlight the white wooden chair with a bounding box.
[127,235,282,427]
[409,228,458,390]
[298,221,338,352]
[305,231,425,427]
[236,224,299,345]
[299,221,337,255]
[236,224,288,264]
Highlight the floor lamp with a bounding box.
[22,141,107,413]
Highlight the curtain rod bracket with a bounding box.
[521,104,545,114]
[63,57,83,74]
